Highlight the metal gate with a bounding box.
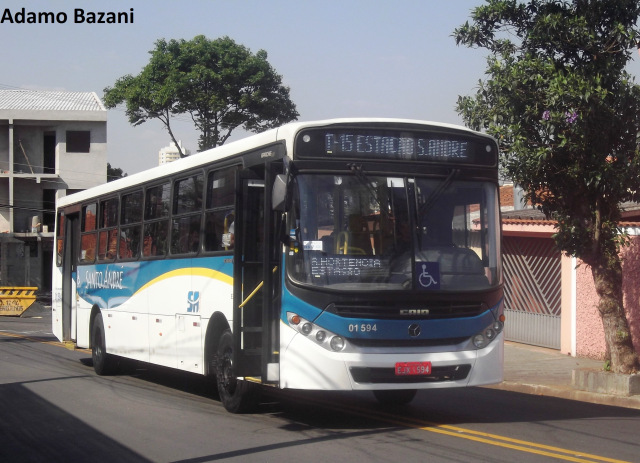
[503,236,561,349]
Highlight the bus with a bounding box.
[52,118,504,413]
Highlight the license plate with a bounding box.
[395,361,432,376]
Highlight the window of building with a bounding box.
[66,131,91,153]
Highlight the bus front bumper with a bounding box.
[278,326,504,391]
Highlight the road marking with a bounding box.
[297,395,631,463]
[0,330,91,353]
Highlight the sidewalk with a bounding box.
[495,341,640,410]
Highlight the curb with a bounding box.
[487,381,640,410]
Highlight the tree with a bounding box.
[103,35,299,156]
[107,163,126,182]
[454,0,640,374]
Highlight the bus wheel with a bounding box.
[216,330,259,413]
[373,389,417,405]
[92,313,117,375]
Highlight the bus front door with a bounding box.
[233,176,265,379]
[233,164,281,383]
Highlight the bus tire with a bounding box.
[92,313,117,376]
[216,330,259,413]
[205,337,220,400]
[373,389,417,405]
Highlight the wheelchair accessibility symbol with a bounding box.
[416,262,440,290]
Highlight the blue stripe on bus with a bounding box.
[76,256,233,308]
[313,300,502,340]
[282,282,503,341]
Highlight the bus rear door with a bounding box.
[61,212,80,343]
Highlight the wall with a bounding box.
[0,125,8,171]
[0,126,10,230]
[622,237,640,354]
[57,121,107,189]
[0,180,8,232]
[574,236,640,359]
[0,238,42,287]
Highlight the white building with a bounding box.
[0,90,107,294]
[158,140,190,165]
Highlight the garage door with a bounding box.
[503,236,561,349]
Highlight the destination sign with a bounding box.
[295,127,497,166]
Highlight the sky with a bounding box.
[3,0,640,175]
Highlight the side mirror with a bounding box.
[272,174,288,211]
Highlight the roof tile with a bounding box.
[0,90,105,112]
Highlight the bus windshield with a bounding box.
[287,174,501,291]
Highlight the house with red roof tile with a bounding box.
[499,183,640,360]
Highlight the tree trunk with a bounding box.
[590,255,639,374]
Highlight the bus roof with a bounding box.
[57,118,490,209]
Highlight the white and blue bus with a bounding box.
[52,118,504,412]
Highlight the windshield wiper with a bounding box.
[418,168,460,218]
[348,163,383,210]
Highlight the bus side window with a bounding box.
[171,216,201,254]
[98,197,119,262]
[80,203,97,263]
[143,183,170,258]
[119,226,141,259]
[204,166,238,252]
[143,221,169,257]
[120,190,143,260]
[56,211,65,267]
[170,173,203,255]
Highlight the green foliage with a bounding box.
[455,0,640,373]
[106,163,126,182]
[454,0,640,265]
[104,35,299,154]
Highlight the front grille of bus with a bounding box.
[347,337,468,348]
[350,364,471,384]
[326,302,485,320]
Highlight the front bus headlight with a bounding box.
[287,312,347,352]
[472,315,505,349]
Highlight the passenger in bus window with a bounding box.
[178,225,200,253]
[188,227,200,252]
[106,230,118,259]
[143,231,156,256]
[222,211,235,250]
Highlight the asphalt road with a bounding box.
[1,313,639,463]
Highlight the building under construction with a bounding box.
[0,90,107,299]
